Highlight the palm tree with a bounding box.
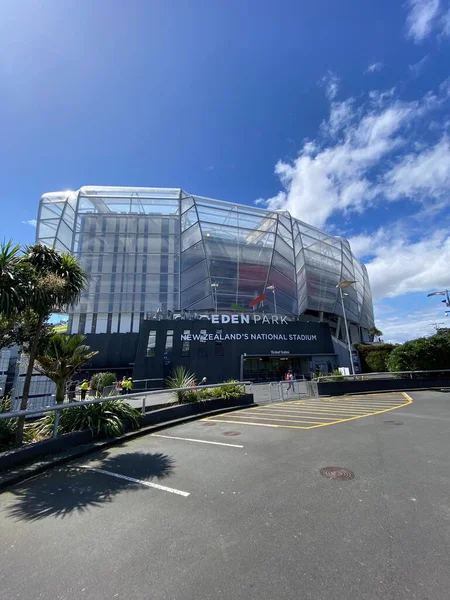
[0,242,88,444]
[369,326,383,339]
[0,240,29,316]
[34,334,98,404]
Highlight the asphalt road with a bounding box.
[1,391,449,600]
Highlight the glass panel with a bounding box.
[198,329,207,357]
[181,206,198,231]
[274,235,294,263]
[165,330,174,351]
[38,221,59,238]
[181,241,206,272]
[186,294,214,311]
[180,260,208,291]
[271,250,295,280]
[181,330,191,356]
[180,278,210,308]
[181,223,202,251]
[277,222,293,247]
[266,267,296,298]
[277,213,291,230]
[181,197,195,213]
[146,330,157,357]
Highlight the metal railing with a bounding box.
[102,379,164,396]
[315,368,450,382]
[0,381,252,440]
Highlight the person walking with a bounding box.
[127,377,133,392]
[80,379,89,400]
[121,376,128,394]
[286,370,294,392]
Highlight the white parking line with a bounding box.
[151,434,244,448]
[75,465,190,497]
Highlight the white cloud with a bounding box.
[258,78,450,229]
[366,62,383,73]
[375,303,445,343]
[22,219,37,227]
[405,0,441,43]
[319,71,340,101]
[383,136,450,202]
[350,226,450,300]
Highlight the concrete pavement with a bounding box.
[0,391,449,600]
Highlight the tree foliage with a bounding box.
[355,343,395,373]
[34,334,98,403]
[90,372,117,396]
[0,240,88,445]
[387,334,450,372]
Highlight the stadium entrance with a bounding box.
[242,355,313,382]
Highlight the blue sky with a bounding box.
[1,0,450,342]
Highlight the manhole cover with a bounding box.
[383,420,403,426]
[320,467,354,481]
[201,422,216,426]
[223,431,241,437]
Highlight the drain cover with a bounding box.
[383,420,403,426]
[201,422,216,426]
[320,467,354,481]
[223,431,241,437]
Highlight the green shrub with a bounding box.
[216,380,245,399]
[166,366,197,403]
[355,343,395,372]
[90,372,117,396]
[201,386,224,400]
[30,399,141,440]
[183,390,202,403]
[387,334,450,372]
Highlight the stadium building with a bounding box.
[36,186,374,382]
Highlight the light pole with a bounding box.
[211,282,219,313]
[427,290,450,307]
[336,280,357,375]
[267,284,277,315]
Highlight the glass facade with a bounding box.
[36,186,374,335]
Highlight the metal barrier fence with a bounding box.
[0,381,252,440]
[269,379,313,402]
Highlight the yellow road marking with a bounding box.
[264,403,404,414]
[278,403,406,412]
[203,418,281,428]
[202,392,413,430]
[203,418,311,429]
[302,398,413,429]
[211,414,323,424]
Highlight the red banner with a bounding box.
[248,293,267,308]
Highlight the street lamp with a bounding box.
[267,284,277,315]
[211,282,219,313]
[427,290,450,307]
[336,280,357,375]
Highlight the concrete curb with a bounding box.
[0,403,257,493]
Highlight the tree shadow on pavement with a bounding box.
[5,450,175,522]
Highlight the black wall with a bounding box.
[82,333,139,377]
[133,319,334,383]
